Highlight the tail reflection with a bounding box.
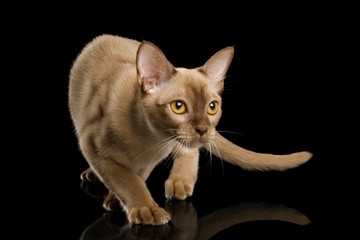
[196,202,310,239]
[80,181,310,240]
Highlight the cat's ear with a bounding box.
[136,41,175,93]
[200,47,234,94]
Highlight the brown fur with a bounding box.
[69,35,312,225]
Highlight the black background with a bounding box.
[16,5,353,239]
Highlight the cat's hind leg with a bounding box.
[81,169,140,215]
[80,168,99,182]
[103,191,122,212]
[81,168,128,213]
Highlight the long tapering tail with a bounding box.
[206,132,312,171]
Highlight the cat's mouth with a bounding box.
[175,136,209,148]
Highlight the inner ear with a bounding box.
[136,41,175,93]
[200,46,234,94]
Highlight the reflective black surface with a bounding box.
[79,180,312,239]
[61,143,339,239]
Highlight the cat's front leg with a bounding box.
[165,147,199,200]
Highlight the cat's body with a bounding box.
[69,35,312,225]
[69,36,170,179]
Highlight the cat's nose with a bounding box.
[195,126,208,136]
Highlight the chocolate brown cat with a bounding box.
[69,35,312,225]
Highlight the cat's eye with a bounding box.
[207,102,218,115]
[170,101,186,114]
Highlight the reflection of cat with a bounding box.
[80,181,311,239]
[70,35,312,225]
[79,198,310,239]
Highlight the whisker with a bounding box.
[211,140,224,176]
[223,79,240,86]
[214,135,229,144]
[147,137,178,166]
[157,154,174,171]
[222,88,239,92]
[175,139,184,156]
[203,143,213,175]
[217,130,246,136]
[156,128,178,133]
[208,143,214,176]
[207,143,213,163]
[225,73,240,80]
[168,137,182,159]
[133,135,177,161]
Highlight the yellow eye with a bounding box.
[170,101,186,114]
[207,102,218,115]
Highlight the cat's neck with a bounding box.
[111,86,174,151]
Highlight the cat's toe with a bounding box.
[103,192,121,212]
[80,168,98,182]
[165,179,194,200]
[129,206,170,225]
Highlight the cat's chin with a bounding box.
[176,138,207,149]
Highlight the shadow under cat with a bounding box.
[80,180,311,239]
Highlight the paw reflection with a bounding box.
[80,180,108,199]
[80,180,311,239]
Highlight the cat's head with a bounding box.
[136,41,234,148]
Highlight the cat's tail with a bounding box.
[206,132,312,171]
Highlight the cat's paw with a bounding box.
[128,206,170,225]
[130,224,171,239]
[165,200,197,225]
[165,200,198,237]
[80,168,98,182]
[103,192,121,212]
[165,179,194,200]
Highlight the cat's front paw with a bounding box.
[128,206,170,225]
[165,179,194,200]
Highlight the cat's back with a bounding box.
[87,34,140,63]
[70,35,140,84]
[78,34,140,61]
[69,35,141,128]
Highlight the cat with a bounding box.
[69,34,312,225]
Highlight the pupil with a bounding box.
[176,101,182,109]
[209,102,215,110]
